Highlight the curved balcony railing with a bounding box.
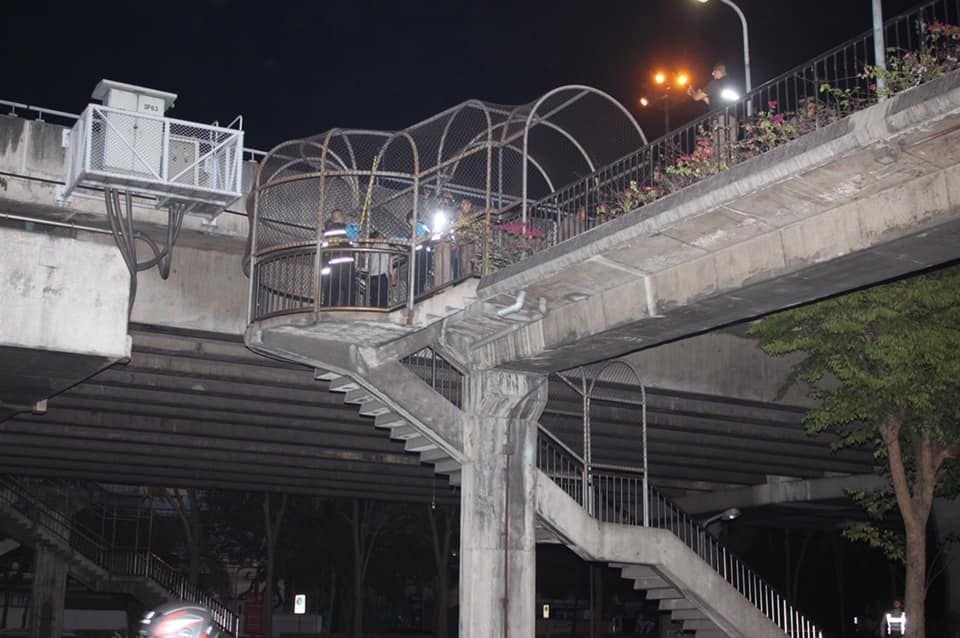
[535,427,824,638]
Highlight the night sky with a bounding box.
[4,0,924,150]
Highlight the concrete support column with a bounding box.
[459,369,547,638]
[27,547,68,638]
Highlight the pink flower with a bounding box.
[768,100,778,109]
[869,83,877,92]
[772,113,785,124]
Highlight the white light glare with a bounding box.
[320,266,331,276]
[720,88,740,102]
[432,209,450,239]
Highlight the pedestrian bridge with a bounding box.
[2,3,960,635]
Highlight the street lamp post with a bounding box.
[640,70,689,134]
[696,0,752,96]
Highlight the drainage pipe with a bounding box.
[496,290,527,318]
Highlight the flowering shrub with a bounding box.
[735,101,798,159]
[597,180,662,218]
[490,221,546,269]
[864,21,960,96]
[663,126,729,190]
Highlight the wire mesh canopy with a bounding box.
[253,86,646,254]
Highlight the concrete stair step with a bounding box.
[433,459,460,474]
[343,388,375,405]
[314,368,340,381]
[646,587,683,600]
[328,376,360,393]
[404,436,436,453]
[658,598,697,611]
[389,423,421,441]
[683,618,718,632]
[374,411,406,429]
[418,447,450,462]
[693,630,725,638]
[632,577,672,590]
[358,400,391,417]
[618,565,658,579]
[670,608,706,621]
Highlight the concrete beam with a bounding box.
[674,474,887,514]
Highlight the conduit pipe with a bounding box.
[496,290,527,318]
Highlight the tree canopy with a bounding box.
[748,264,960,638]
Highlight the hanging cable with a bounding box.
[104,188,185,315]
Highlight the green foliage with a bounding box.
[596,180,662,218]
[843,487,905,562]
[864,22,960,97]
[749,267,960,572]
[748,267,960,455]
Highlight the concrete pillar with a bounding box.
[459,369,547,638]
[27,547,68,638]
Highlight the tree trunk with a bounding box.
[352,498,364,638]
[189,488,201,588]
[263,492,288,638]
[903,523,926,638]
[882,418,942,638]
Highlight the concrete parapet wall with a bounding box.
[0,227,129,357]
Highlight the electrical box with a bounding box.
[64,79,244,216]
[91,80,177,177]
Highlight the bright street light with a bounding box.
[694,0,752,96]
[654,71,667,85]
[701,507,741,528]
[676,73,689,87]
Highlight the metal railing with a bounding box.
[252,240,419,320]
[0,98,267,162]
[399,347,464,409]
[63,104,245,216]
[0,475,237,635]
[535,426,823,638]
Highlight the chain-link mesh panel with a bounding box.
[64,105,243,214]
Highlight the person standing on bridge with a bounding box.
[689,62,741,156]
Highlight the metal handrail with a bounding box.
[0,98,266,162]
[535,427,823,638]
[399,347,464,408]
[0,475,237,635]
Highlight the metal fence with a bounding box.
[0,475,238,636]
[535,427,823,638]
[399,347,464,408]
[63,103,244,215]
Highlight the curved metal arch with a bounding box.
[435,99,493,186]
[583,359,649,525]
[487,108,591,204]
[520,84,648,221]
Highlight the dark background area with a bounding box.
[3,0,924,149]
